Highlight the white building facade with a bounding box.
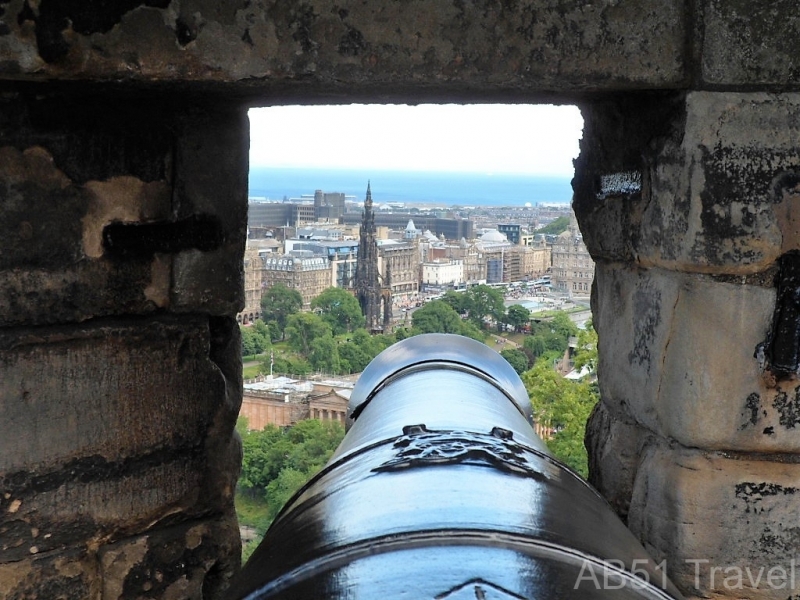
[421,259,464,287]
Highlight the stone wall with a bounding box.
[0,91,247,598]
[2,1,800,598]
[579,92,800,598]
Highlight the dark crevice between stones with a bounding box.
[175,16,196,46]
[0,445,204,501]
[762,251,800,380]
[710,265,779,288]
[338,26,367,56]
[102,215,224,259]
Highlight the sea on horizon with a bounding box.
[249,167,573,207]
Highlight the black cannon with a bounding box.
[228,333,683,600]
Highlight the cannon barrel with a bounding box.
[228,333,683,600]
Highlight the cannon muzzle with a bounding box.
[228,333,683,599]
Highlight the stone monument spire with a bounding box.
[355,182,384,332]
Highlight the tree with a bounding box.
[311,287,365,335]
[412,300,465,334]
[337,328,390,373]
[505,304,531,332]
[309,333,341,374]
[459,320,487,342]
[522,359,598,477]
[252,319,272,340]
[260,284,303,340]
[241,327,258,357]
[285,312,332,356]
[549,311,579,341]
[501,348,530,375]
[534,215,570,235]
[238,419,345,521]
[441,291,468,314]
[241,324,271,357]
[523,334,548,359]
[463,284,505,329]
[269,353,311,377]
[338,341,372,373]
[265,468,310,520]
[524,313,579,358]
[573,320,598,373]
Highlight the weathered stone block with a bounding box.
[0,1,686,92]
[0,317,223,472]
[0,317,242,562]
[0,547,100,600]
[594,262,682,434]
[585,400,649,522]
[0,95,248,326]
[640,92,800,274]
[0,145,167,326]
[170,109,247,316]
[99,515,240,600]
[629,445,800,599]
[578,93,800,274]
[1,456,203,562]
[703,1,800,86]
[594,262,798,452]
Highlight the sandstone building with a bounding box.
[551,214,594,296]
[378,240,419,300]
[261,255,330,309]
[1,3,798,599]
[239,246,263,324]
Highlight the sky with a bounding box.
[249,104,583,176]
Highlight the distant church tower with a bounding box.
[355,182,391,333]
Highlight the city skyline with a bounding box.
[249,104,584,177]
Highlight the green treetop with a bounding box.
[311,287,366,335]
[260,283,303,340]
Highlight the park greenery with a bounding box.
[237,283,600,558]
[243,285,515,376]
[236,417,345,560]
[260,283,302,340]
[534,215,570,235]
[522,321,598,477]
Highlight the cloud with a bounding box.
[249,104,583,176]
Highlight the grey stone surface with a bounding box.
[629,445,800,600]
[639,92,800,274]
[0,317,223,472]
[593,262,793,451]
[0,0,685,93]
[577,93,800,274]
[703,0,800,86]
[585,400,649,521]
[98,515,240,600]
[594,262,683,434]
